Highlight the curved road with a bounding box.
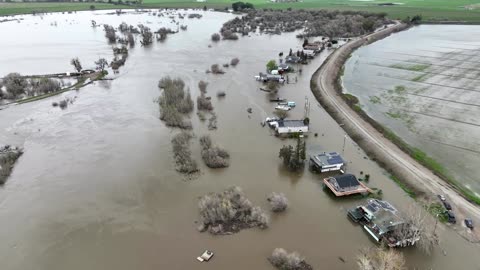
[313,24,480,231]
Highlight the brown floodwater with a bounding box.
[0,10,479,270]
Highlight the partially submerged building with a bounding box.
[323,174,370,196]
[268,119,309,135]
[310,151,345,173]
[347,199,420,247]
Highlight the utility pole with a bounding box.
[342,134,347,155]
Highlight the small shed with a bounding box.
[323,174,370,196]
[272,119,309,135]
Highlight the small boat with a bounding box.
[275,105,291,111]
[270,98,286,102]
[197,250,214,262]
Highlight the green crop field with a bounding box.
[1,0,480,22]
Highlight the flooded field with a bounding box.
[0,12,479,270]
[343,25,480,196]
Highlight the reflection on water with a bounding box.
[343,25,480,195]
[0,12,479,270]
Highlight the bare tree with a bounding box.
[394,203,439,254]
[357,247,406,270]
[268,248,312,270]
[198,186,268,234]
[171,131,198,174]
[70,58,82,72]
[199,135,230,168]
[95,58,108,71]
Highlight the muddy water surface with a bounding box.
[0,12,479,270]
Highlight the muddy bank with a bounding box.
[0,145,22,184]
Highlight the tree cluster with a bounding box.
[103,24,117,43]
[199,135,230,168]
[198,186,269,234]
[0,145,23,185]
[221,9,390,39]
[171,132,198,174]
[268,248,313,270]
[210,64,225,74]
[279,137,306,171]
[158,77,194,129]
[197,81,213,111]
[0,73,61,100]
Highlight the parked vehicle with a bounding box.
[438,194,446,201]
[275,105,291,111]
[465,218,474,229]
[447,211,456,224]
[278,101,296,107]
[443,201,452,210]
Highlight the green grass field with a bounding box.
[0,2,130,16]
[1,0,480,22]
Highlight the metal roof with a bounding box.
[311,152,344,166]
[277,120,307,128]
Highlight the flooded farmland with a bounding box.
[343,25,480,196]
[0,11,479,270]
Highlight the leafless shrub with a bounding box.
[230,58,240,66]
[199,135,229,168]
[157,77,194,129]
[171,132,198,174]
[198,80,208,94]
[197,95,213,111]
[30,78,61,95]
[198,186,268,234]
[59,100,68,109]
[119,22,129,33]
[357,247,406,270]
[267,192,288,212]
[211,64,225,74]
[221,29,239,40]
[211,33,221,42]
[103,24,116,43]
[268,248,312,270]
[208,113,217,130]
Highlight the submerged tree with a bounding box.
[230,57,240,66]
[211,33,221,42]
[157,77,194,129]
[279,136,306,171]
[199,135,230,168]
[198,186,268,234]
[171,131,198,174]
[357,247,406,270]
[3,73,28,97]
[70,57,82,72]
[267,192,288,212]
[266,60,278,71]
[103,24,116,43]
[268,248,313,270]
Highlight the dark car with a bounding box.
[443,201,452,211]
[465,219,474,229]
[447,211,456,224]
